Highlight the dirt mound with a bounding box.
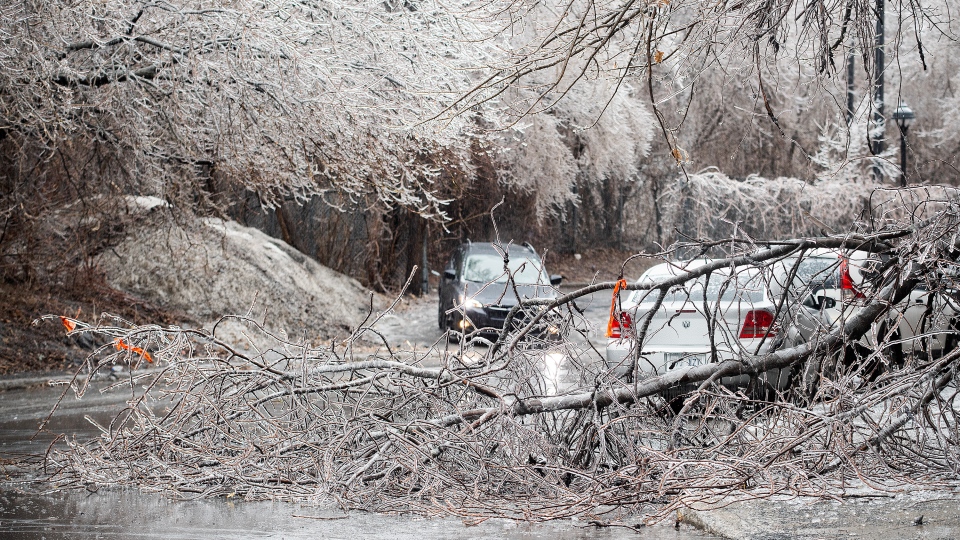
[98,217,379,348]
[0,280,184,375]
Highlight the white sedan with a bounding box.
[604,259,820,400]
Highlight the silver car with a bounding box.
[604,251,960,405]
[788,247,959,362]
[604,259,816,399]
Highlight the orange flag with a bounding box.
[114,338,153,363]
[59,317,76,332]
[606,279,628,338]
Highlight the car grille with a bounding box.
[486,305,512,325]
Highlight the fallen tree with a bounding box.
[37,186,960,524]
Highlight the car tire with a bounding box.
[667,392,688,416]
[666,384,700,415]
[874,321,904,374]
[749,379,778,404]
[941,319,960,357]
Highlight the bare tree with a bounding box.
[442,0,959,179]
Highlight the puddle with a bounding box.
[0,488,715,540]
[0,383,716,539]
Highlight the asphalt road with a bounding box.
[374,286,613,353]
[4,286,959,539]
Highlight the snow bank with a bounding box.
[99,217,377,348]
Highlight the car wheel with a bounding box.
[665,385,699,415]
[785,376,817,406]
[941,319,960,357]
[786,352,835,405]
[749,378,778,404]
[667,392,688,416]
[874,321,904,373]
[437,302,446,330]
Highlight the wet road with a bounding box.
[0,294,717,540]
[0,487,712,540]
[375,287,613,356]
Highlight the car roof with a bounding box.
[638,259,713,280]
[461,242,539,257]
[637,259,767,284]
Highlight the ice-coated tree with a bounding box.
[0,0,497,212]
[493,79,654,220]
[446,0,959,181]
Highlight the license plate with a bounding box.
[665,353,707,369]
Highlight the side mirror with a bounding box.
[808,295,836,310]
[443,269,456,280]
[550,274,563,286]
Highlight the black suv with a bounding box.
[438,242,562,335]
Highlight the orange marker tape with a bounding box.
[60,317,76,333]
[115,338,153,363]
[606,279,628,338]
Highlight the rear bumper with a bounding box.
[604,339,790,391]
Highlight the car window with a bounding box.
[790,256,840,291]
[462,254,549,285]
[632,267,766,304]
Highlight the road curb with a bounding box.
[679,492,960,540]
[680,506,748,540]
[0,368,163,392]
[0,374,67,392]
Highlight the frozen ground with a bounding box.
[4,379,959,539]
[9,241,960,539]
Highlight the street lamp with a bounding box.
[892,102,916,187]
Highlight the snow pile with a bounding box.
[99,217,377,347]
[125,195,169,212]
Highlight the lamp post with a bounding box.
[892,102,915,187]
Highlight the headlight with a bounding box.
[461,296,483,308]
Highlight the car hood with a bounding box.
[460,282,556,307]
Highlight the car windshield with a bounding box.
[789,256,841,290]
[632,267,766,304]
[462,254,549,285]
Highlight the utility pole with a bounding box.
[871,0,885,181]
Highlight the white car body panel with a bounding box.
[604,261,805,393]
[787,248,958,357]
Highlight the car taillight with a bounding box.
[739,310,776,339]
[607,312,632,338]
[839,257,865,303]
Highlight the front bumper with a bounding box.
[452,305,563,339]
